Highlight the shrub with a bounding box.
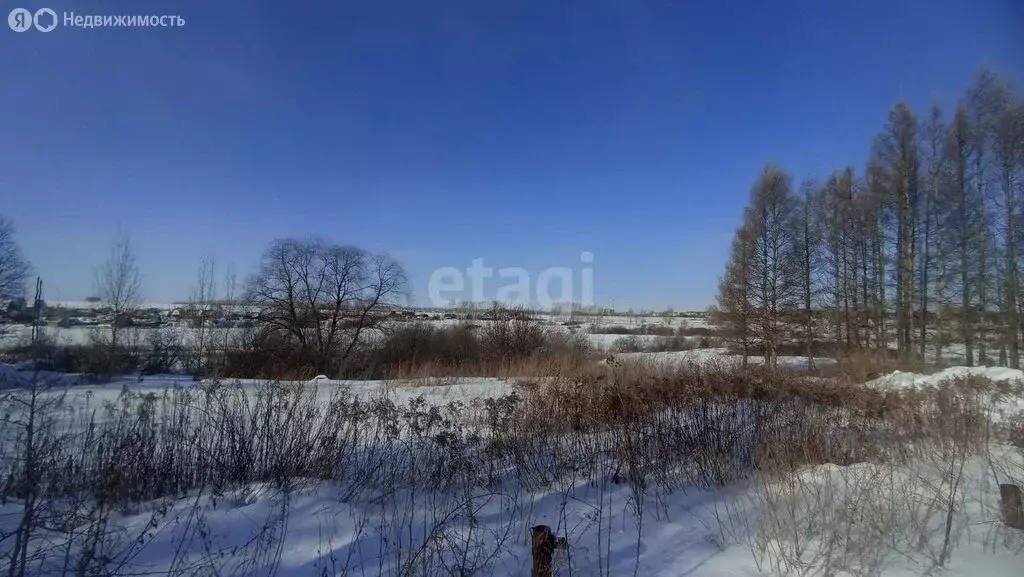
[676,325,713,337]
[591,325,676,336]
[612,335,644,353]
[611,334,722,353]
[139,328,184,374]
[481,313,547,359]
[370,322,483,375]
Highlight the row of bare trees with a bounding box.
[1,218,408,377]
[715,67,1024,369]
[97,236,408,377]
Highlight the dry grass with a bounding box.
[1,356,1021,575]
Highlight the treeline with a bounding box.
[713,67,1024,370]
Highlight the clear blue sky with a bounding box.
[1,0,1021,309]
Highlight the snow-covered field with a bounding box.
[0,309,710,349]
[70,375,516,412]
[865,366,1024,390]
[865,366,1024,424]
[0,325,243,347]
[34,449,1013,577]
[612,348,838,371]
[2,362,1023,576]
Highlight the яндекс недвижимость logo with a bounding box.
[7,8,184,32]
[8,8,57,32]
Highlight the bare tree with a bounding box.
[964,67,1010,366]
[942,106,979,366]
[220,261,238,369]
[744,164,800,369]
[995,98,1024,367]
[0,215,31,301]
[795,179,822,367]
[94,233,142,350]
[919,103,949,362]
[714,225,755,367]
[871,101,921,360]
[245,238,408,376]
[815,168,858,353]
[188,255,217,373]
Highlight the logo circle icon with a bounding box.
[8,8,32,32]
[33,8,57,32]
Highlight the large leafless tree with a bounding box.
[871,101,920,360]
[995,98,1024,367]
[745,164,801,368]
[245,238,408,376]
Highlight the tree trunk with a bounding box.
[1005,163,1020,368]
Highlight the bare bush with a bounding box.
[94,233,142,352]
[1,359,1020,575]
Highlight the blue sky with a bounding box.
[1,0,1022,309]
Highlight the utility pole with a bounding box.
[30,277,43,347]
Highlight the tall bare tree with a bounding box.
[714,225,755,367]
[871,101,921,360]
[995,97,1024,367]
[744,164,800,369]
[95,233,142,350]
[815,168,859,352]
[0,215,31,302]
[919,103,950,362]
[964,68,1008,366]
[942,106,978,366]
[795,179,822,367]
[188,255,217,372]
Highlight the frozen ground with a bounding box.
[2,383,1024,573]
[12,462,1019,577]
[3,371,517,422]
[2,364,1024,575]
[865,366,1024,390]
[613,348,838,370]
[865,366,1024,423]
[0,310,710,349]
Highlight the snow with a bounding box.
[11,375,515,418]
[2,444,1019,575]
[3,365,1023,575]
[866,366,1024,390]
[612,348,838,371]
[583,333,664,351]
[864,366,1024,424]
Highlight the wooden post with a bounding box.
[1000,484,1024,530]
[531,525,554,577]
